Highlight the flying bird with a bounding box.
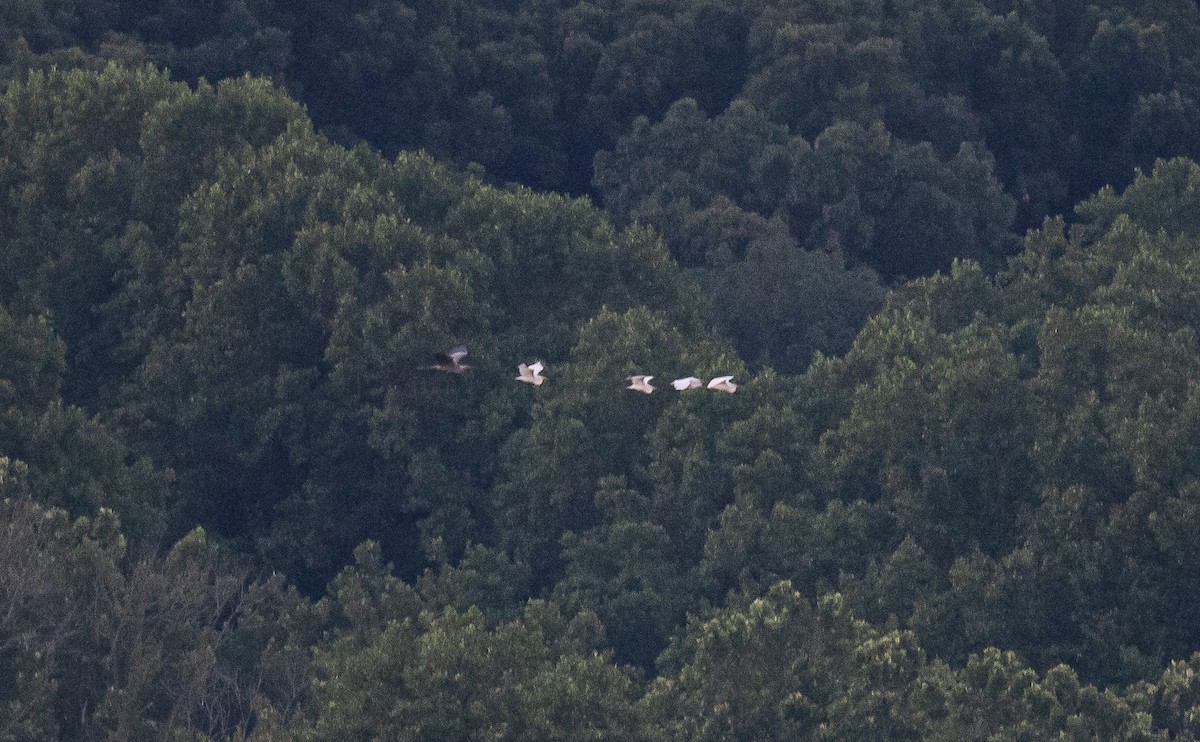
[422,345,471,373]
[672,377,703,391]
[627,375,655,394]
[707,375,737,393]
[516,361,546,385]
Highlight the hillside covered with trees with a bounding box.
[7,0,1200,739]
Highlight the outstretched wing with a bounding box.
[627,375,654,393]
[673,377,701,390]
[707,375,733,389]
[435,346,469,366]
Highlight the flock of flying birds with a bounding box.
[422,346,738,394]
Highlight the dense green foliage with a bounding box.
[9,0,1200,371]
[6,1,1200,737]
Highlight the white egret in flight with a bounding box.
[516,361,546,385]
[707,375,737,393]
[627,375,655,394]
[672,377,702,390]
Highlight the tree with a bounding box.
[494,305,734,580]
[646,583,924,741]
[312,584,645,741]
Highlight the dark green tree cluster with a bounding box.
[8,0,1200,371]
[0,63,704,589]
[8,42,1200,740]
[7,0,1199,205]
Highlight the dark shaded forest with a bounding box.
[6,0,1200,738]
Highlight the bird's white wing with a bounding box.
[673,377,700,390]
[707,375,733,388]
[529,361,544,375]
[627,375,654,392]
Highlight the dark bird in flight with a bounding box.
[423,346,471,373]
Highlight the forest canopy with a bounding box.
[6,0,1200,739]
